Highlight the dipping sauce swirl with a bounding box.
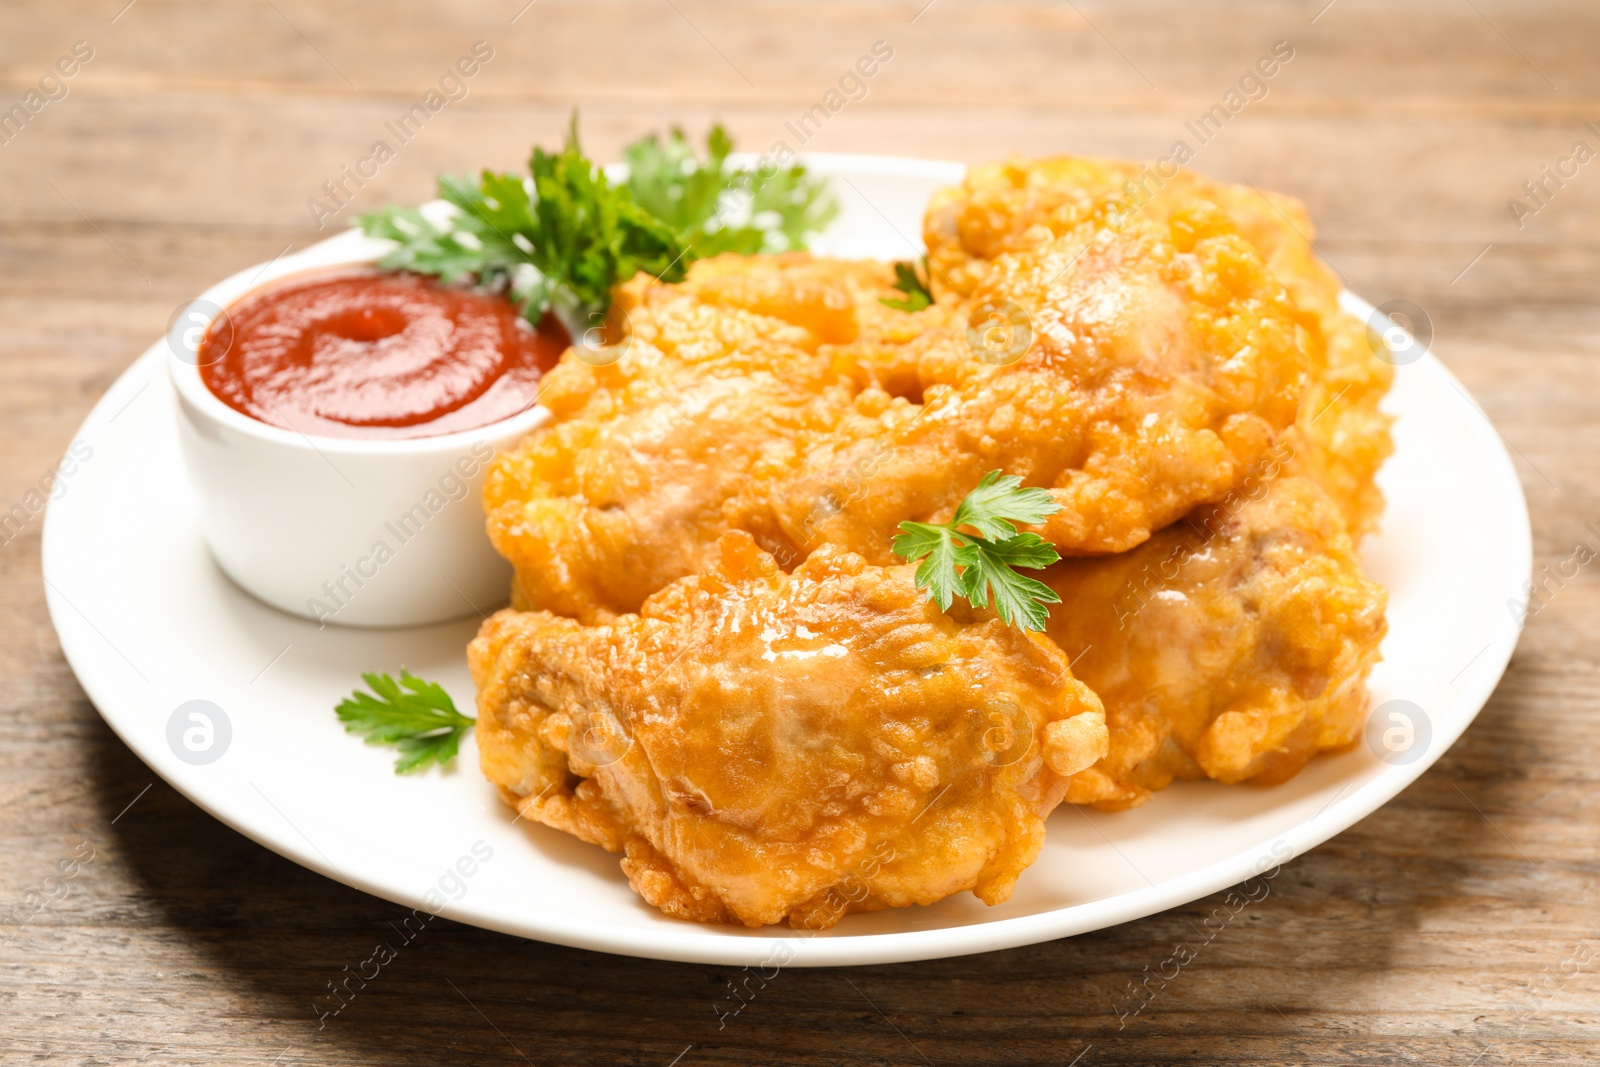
[199,271,567,440]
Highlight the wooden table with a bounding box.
[4,1,1597,1063]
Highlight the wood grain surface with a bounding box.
[3,1,1598,1064]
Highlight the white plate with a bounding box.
[43,156,1531,967]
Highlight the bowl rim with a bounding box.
[165,228,551,456]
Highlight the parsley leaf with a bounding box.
[881,258,933,312]
[948,471,1059,539]
[524,120,688,324]
[358,115,686,331]
[954,533,1062,633]
[355,206,485,285]
[358,117,836,332]
[623,123,838,256]
[336,670,476,774]
[891,471,1064,631]
[891,521,967,612]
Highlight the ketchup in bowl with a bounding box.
[198,271,567,439]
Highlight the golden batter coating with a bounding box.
[749,197,1310,565]
[1042,474,1387,811]
[925,156,1393,536]
[483,254,926,623]
[469,532,1107,928]
[483,255,897,623]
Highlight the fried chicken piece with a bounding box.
[1172,172,1392,536]
[1041,474,1387,811]
[469,531,1107,928]
[925,156,1393,536]
[1279,308,1392,539]
[484,254,913,623]
[742,197,1311,565]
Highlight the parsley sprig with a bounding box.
[359,116,686,333]
[881,257,933,312]
[336,670,476,773]
[358,118,836,333]
[891,471,1063,631]
[623,124,837,257]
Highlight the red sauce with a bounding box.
[199,271,567,439]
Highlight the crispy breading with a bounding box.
[483,255,896,623]
[925,156,1393,535]
[1042,474,1387,811]
[469,532,1107,928]
[748,197,1311,565]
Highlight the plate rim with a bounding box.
[42,153,1534,966]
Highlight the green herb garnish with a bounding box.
[358,117,836,333]
[881,257,933,312]
[359,115,686,332]
[336,670,476,773]
[623,124,837,257]
[891,471,1063,631]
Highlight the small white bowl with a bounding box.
[166,229,548,628]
